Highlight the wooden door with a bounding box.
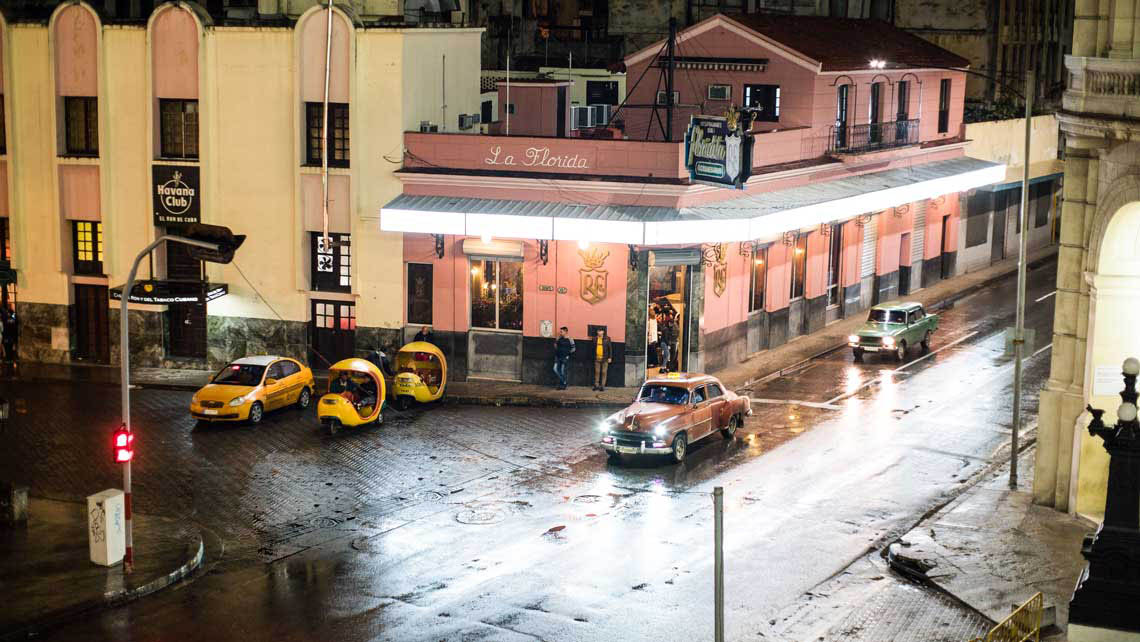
[73,284,110,363]
[310,300,356,368]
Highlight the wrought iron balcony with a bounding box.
[829,119,919,155]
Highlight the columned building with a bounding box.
[1034,2,1140,519]
[0,1,482,369]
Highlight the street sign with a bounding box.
[110,280,228,305]
[684,115,754,189]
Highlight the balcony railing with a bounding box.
[830,119,919,154]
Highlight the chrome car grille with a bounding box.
[609,430,663,446]
[200,400,224,408]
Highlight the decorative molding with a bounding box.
[1085,70,1140,96]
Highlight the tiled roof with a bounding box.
[729,15,970,72]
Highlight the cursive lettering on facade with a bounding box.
[484,145,590,169]
[688,128,726,160]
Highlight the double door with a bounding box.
[73,284,109,363]
[310,300,356,368]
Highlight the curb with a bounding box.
[443,394,629,409]
[0,534,205,641]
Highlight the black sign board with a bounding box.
[152,165,201,225]
[684,116,754,190]
[110,280,227,305]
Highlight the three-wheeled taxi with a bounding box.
[318,358,386,435]
[393,341,447,409]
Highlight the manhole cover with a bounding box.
[351,536,382,553]
[413,490,446,502]
[309,516,341,528]
[573,495,602,504]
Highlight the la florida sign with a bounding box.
[485,145,591,170]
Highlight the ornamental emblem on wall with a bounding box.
[712,243,727,297]
[578,247,610,305]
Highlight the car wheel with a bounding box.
[895,341,907,362]
[395,396,410,411]
[721,414,739,440]
[921,331,932,352]
[853,348,864,362]
[297,388,311,410]
[323,419,339,436]
[671,432,688,464]
[248,401,264,425]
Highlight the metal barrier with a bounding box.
[969,592,1043,642]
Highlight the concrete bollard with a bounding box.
[87,489,125,566]
[0,482,28,527]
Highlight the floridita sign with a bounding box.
[684,116,754,190]
[485,145,591,170]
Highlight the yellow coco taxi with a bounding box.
[191,356,315,425]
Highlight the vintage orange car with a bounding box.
[599,372,751,463]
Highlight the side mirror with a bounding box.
[265,378,277,386]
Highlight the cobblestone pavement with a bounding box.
[831,580,990,641]
[0,383,611,562]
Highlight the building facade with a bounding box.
[0,1,482,369]
[379,14,1055,388]
[1034,0,1140,520]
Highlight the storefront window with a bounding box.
[749,245,767,312]
[790,233,807,300]
[471,259,523,331]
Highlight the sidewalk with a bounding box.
[0,497,204,640]
[8,245,1056,407]
[888,445,1094,640]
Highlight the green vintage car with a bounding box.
[848,302,939,361]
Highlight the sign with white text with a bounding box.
[152,165,201,225]
[684,116,753,189]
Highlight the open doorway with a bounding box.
[646,254,691,378]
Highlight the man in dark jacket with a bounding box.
[592,328,613,391]
[413,325,434,346]
[553,326,574,390]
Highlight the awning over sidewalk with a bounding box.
[110,280,228,305]
[381,157,1006,245]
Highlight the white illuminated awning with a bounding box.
[381,157,1005,246]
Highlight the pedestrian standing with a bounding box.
[659,315,676,374]
[413,325,435,346]
[592,328,612,391]
[553,326,574,390]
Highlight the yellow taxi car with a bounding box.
[190,355,315,425]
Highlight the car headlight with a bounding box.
[654,426,665,437]
[191,393,199,404]
[882,337,896,347]
[228,396,246,407]
[848,334,859,343]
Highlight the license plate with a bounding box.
[203,409,218,415]
[617,445,642,454]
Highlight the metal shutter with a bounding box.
[860,214,877,278]
[651,248,701,266]
[912,199,926,263]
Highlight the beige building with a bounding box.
[1035,1,1140,520]
[0,0,481,369]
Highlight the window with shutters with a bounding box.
[407,263,433,325]
[826,224,842,306]
[311,233,351,292]
[159,99,199,159]
[305,102,350,167]
[966,190,992,248]
[937,79,951,133]
[64,97,98,156]
[72,221,104,275]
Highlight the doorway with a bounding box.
[310,299,356,368]
[898,233,911,296]
[165,235,207,359]
[940,215,954,279]
[73,284,109,363]
[992,192,1008,262]
[647,254,691,377]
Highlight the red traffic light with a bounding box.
[114,426,135,463]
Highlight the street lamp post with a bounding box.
[870,59,1034,489]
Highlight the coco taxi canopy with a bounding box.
[380,157,1005,245]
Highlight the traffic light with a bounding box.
[181,223,246,264]
[113,425,134,463]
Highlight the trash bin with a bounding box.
[87,489,125,566]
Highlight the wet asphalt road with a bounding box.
[4,258,1057,641]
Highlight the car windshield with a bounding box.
[212,364,266,387]
[638,385,690,405]
[868,309,907,324]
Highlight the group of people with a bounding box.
[552,326,612,391]
[647,299,680,374]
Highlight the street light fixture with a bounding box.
[869,59,1034,489]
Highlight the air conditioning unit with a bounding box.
[656,90,680,106]
[458,114,476,130]
[707,84,731,101]
[590,104,612,126]
[419,121,439,133]
[571,105,594,130]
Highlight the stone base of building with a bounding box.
[1069,624,1140,641]
[208,316,310,370]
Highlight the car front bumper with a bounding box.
[600,441,673,455]
[190,403,249,421]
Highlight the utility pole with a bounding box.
[665,17,677,142]
[1010,69,1034,490]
